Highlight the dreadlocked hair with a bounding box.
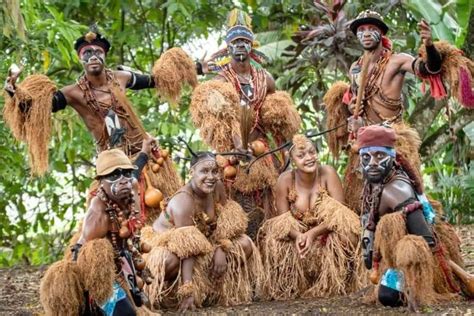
[395,154,423,194]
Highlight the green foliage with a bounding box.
[0,0,472,267]
[424,160,474,224]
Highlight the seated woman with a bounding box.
[141,151,263,312]
[258,134,365,300]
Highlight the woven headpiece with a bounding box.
[74,24,111,54]
[225,9,254,43]
[349,10,389,35]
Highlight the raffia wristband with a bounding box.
[177,281,194,299]
[217,238,233,253]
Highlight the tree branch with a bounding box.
[159,7,168,56]
[137,0,156,68]
[407,92,443,138]
[120,7,125,65]
[420,108,474,157]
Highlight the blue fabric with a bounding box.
[359,146,396,158]
[416,193,436,224]
[380,268,404,292]
[100,282,127,316]
[226,26,254,43]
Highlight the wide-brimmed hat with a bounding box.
[96,149,136,177]
[349,10,389,35]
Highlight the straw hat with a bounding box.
[96,149,137,177]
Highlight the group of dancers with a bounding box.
[3,8,473,316]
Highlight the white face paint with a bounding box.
[228,39,252,62]
[101,168,133,198]
[191,159,219,194]
[360,151,394,183]
[79,45,106,75]
[356,25,382,50]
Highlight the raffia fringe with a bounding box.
[342,151,364,213]
[434,221,463,266]
[392,122,423,182]
[394,235,451,305]
[419,41,474,108]
[145,235,262,308]
[303,193,367,297]
[374,211,407,268]
[209,237,264,306]
[212,199,248,241]
[40,260,84,315]
[259,91,301,141]
[152,47,198,104]
[190,80,240,152]
[232,157,278,193]
[258,213,306,300]
[76,238,115,304]
[323,81,350,158]
[3,74,56,175]
[143,226,213,259]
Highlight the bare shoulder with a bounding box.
[381,179,416,210]
[390,52,414,64]
[60,83,82,105]
[112,70,132,85]
[87,196,106,217]
[276,170,292,189]
[265,70,276,93]
[215,180,227,204]
[319,164,342,186]
[319,164,338,176]
[168,192,194,217]
[278,169,292,181]
[213,73,228,82]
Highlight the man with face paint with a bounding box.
[323,10,474,213]
[140,150,263,312]
[4,26,198,217]
[258,134,365,300]
[357,125,472,310]
[191,9,301,238]
[40,142,157,315]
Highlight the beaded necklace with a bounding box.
[221,63,267,131]
[354,49,403,124]
[96,187,153,287]
[77,70,143,154]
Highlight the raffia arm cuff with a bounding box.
[177,281,194,300]
[216,238,233,253]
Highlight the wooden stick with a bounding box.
[448,260,474,296]
[240,101,251,151]
[354,51,371,120]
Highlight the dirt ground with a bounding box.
[1,226,472,315]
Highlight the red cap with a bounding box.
[356,125,396,149]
